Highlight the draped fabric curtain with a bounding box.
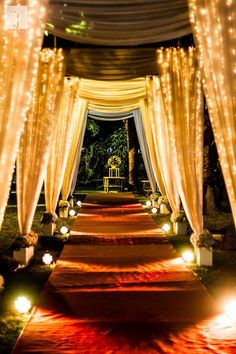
[79,78,147,113]
[45,77,79,213]
[47,0,191,46]
[133,109,157,193]
[157,47,204,235]
[146,76,180,212]
[0,0,47,227]
[139,99,166,196]
[17,49,64,235]
[189,0,236,226]
[61,98,88,200]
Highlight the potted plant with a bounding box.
[150,192,160,207]
[158,195,170,214]
[170,210,188,235]
[190,229,215,266]
[40,212,58,236]
[107,155,121,177]
[58,200,70,218]
[13,231,38,265]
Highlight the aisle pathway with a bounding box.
[13,193,236,353]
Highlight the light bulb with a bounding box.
[59,226,69,235]
[69,209,76,217]
[76,200,82,207]
[162,223,171,232]
[146,200,151,207]
[182,250,194,263]
[42,252,53,265]
[14,296,31,313]
[152,207,158,214]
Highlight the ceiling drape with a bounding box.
[158,47,204,235]
[0,0,47,228]
[65,48,158,80]
[47,0,191,46]
[17,49,64,235]
[45,77,79,214]
[189,0,236,227]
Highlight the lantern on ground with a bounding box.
[69,209,76,217]
[14,296,31,313]
[42,251,53,265]
[162,223,171,232]
[59,225,69,235]
[146,200,151,207]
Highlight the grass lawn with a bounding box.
[0,192,85,354]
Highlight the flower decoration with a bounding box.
[157,195,169,206]
[190,229,215,249]
[170,210,187,223]
[107,155,121,168]
[150,192,160,201]
[13,231,38,249]
[40,212,58,224]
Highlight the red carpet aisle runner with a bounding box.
[13,193,236,353]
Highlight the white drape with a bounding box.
[61,98,88,200]
[0,0,47,227]
[45,77,79,213]
[189,0,236,227]
[133,109,157,193]
[17,49,64,235]
[146,76,180,212]
[157,47,204,235]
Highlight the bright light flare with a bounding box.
[14,296,31,313]
[76,200,82,207]
[42,252,53,265]
[69,209,76,217]
[146,200,151,207]
[162,223,171,232]
[182,250,194,263]
[224,300,236,323]
[59,225,69,235]
[151,207,158,214]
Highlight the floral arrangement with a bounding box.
[0,275,4,293]
[157,195,169,206]
[170,210,187,223]
[190,229,215,249]
[40,212,58,224]
[107,155,121,168]
[150,192,160,201]
[13,231,38,249]
[59,200,70,208]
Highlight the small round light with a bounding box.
[69,209,76,217]
[59,225,69,235]
[146,200,151,207]
[182,250,194,263]
[14,296,31,313]
[42,252,53,265]
[76,200,82,207]
[224,300,236,323]
[162,223,171,232]
[151,207,158,214]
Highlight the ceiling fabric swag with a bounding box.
[17,49,64,235]
[146,76,180,212]
[139,99,166,196]
[189,0,236,227]
[61,98,88,201]
[0,0,47,228]
[79,78,147,113]
[65,48,158,80]
[45,77,79,214]
[157,47,203,235]
[47,0,191,46]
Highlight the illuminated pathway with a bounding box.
[13,193,236,353]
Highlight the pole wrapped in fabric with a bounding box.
[0,0,47,228]
[45,77,79,213]
[17,49,64,235]
[157,47,204,235]
[189,0,236,227]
